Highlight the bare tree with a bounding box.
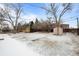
[41,3,72,35]
[1,4,23,33]
[0,9,5,32]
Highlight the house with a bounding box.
[17,24,31,33]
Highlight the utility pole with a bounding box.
[77,17,79,35]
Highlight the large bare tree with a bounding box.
[41,3,72,35]
[1,4,23,33]
[0,8,5,32]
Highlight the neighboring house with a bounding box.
[22,27,30,33]
[63,28,78,33]
[17,24,31,33]
[51,23,69,29]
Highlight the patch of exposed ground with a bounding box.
[31,39,57,48]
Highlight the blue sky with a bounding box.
[17,3,47,23]
[22,3,46,14]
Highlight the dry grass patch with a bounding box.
[32,39,57,47]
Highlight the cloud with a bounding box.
[22,13,38,23]
[0,3,4,8]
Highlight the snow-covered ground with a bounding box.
[0,34,40,56]
[0,32,79,56]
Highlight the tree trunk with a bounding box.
[56,22,59,35]
[53,22,63,35]
[12,26,17,33]
[77,28,79,35]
